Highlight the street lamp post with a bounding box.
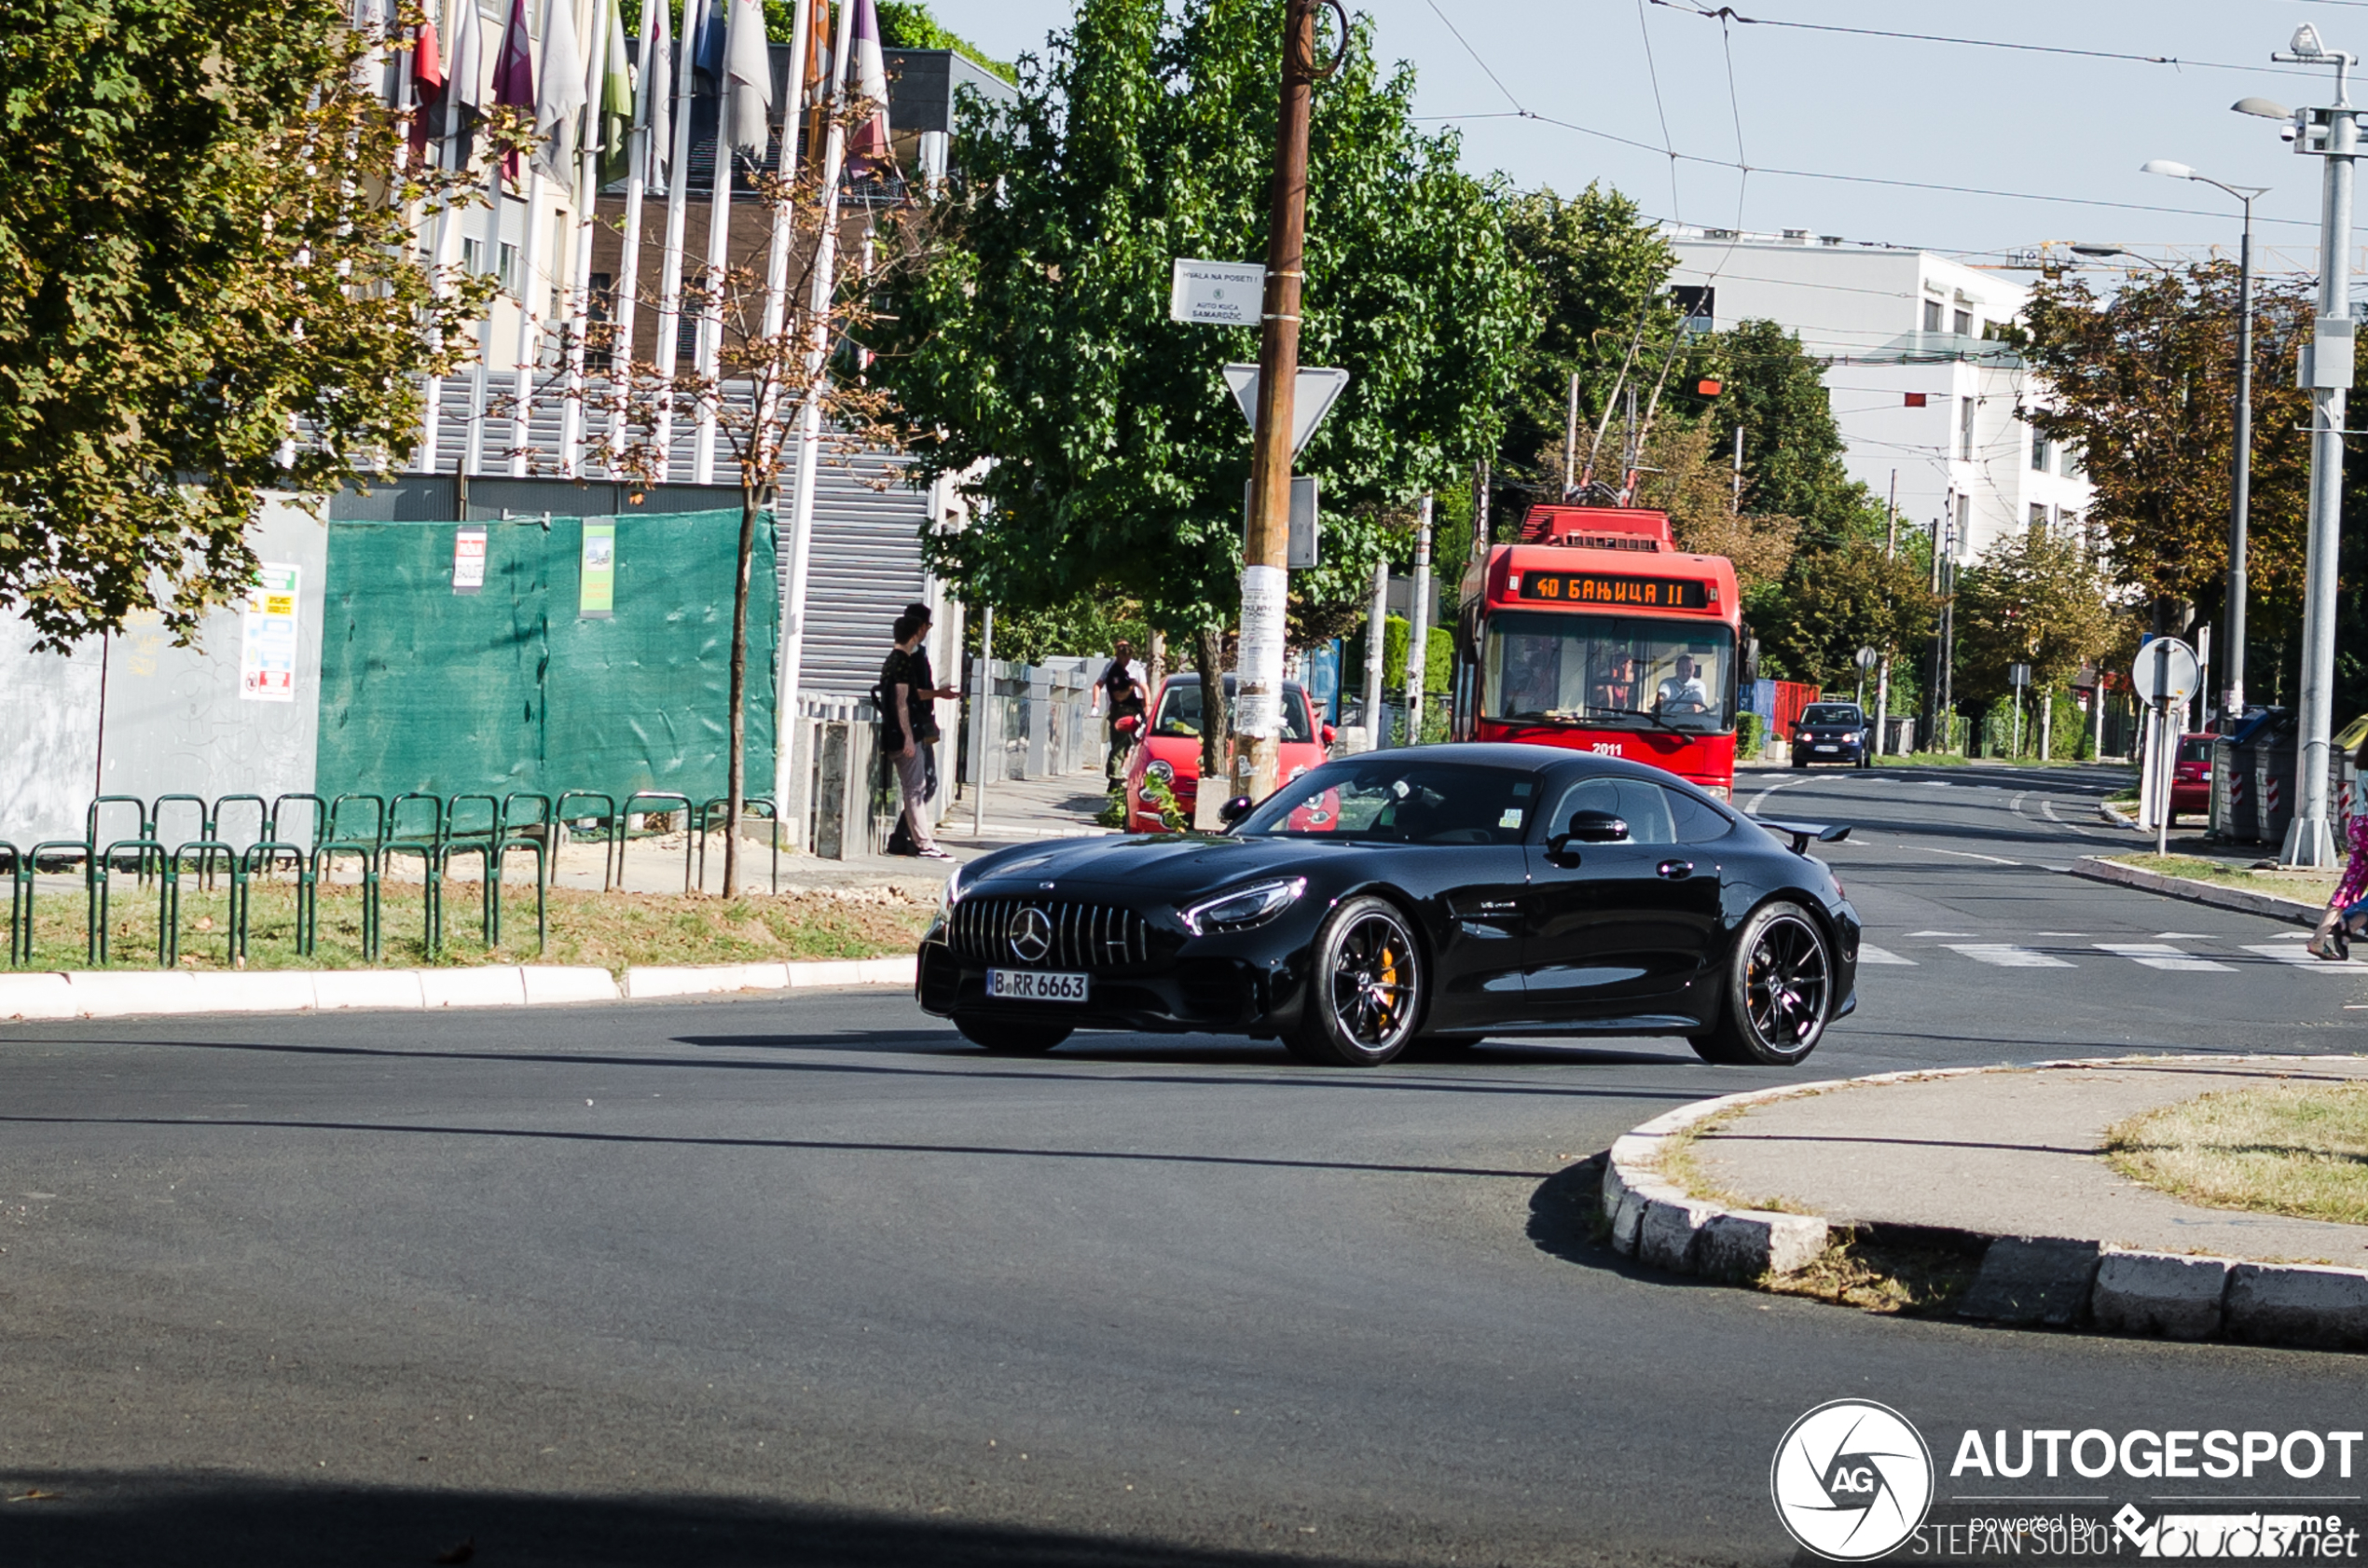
[2141,158,2269,725]
[2240,27,2356,867]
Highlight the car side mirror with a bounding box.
[1115,714,1139,735]
[1218,794,1254,826]
[1320,723,1337,746]
[1566,810,1630,843]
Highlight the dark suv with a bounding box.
[1792,702,1872,768]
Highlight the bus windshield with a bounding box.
[1482,611,1734,734]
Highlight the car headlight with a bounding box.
[940,859,969,912]
[1147,760,1175,784]
[1177,876,1307,936]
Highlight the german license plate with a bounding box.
[987,969,1090,1003]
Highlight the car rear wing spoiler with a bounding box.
[1753,818,1852,856]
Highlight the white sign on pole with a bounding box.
[2131,638,2202,707]
[1244,475,1320,568]
[1169,260,1265,325]
[1222,364,1351,458]
[238,563,302,704]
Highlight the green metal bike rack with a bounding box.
[17,840,89,969]
[1,842,21,967]
[327,793,387,851]
[556,791,621,891]
[620,791,695,894]
[209,794,271,889]
[310,840,381,961]
[242,841,314,957]
[442,794,500,947]
[695,796,782,896]
[271,794,327,852]
[163,840,243,969]
[85,797,146,889]
[383,793,448,956]
[92,837,167,966]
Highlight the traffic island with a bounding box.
[1601,1057,2368,1352]
[2069,853,2331,925]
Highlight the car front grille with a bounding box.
[949,896,1153,970]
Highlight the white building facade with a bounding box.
[1666,231,2093,564]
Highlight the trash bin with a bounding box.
[2212,708,2291,846]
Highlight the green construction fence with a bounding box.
[316,508,778,805]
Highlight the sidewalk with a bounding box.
[1603,1056,2368,1349]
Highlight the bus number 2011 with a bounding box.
[1590,742,1622,756]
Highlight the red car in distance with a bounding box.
[1120,673,1332,833]
[2168,732,2215,823]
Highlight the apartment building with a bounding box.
[1667,230,2094,562]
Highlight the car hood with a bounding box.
[960,832,1353,899]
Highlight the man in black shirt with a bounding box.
[1099,638,1148,780]
[881,603,958,859]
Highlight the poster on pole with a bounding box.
[579,523,616,619]
[238,563,302,703]
[1169,260,1264,325]
[453,527,488,594]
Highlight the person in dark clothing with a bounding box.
[1098,638,1148,780]
[880,604,957,859]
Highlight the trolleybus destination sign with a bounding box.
[1514,571,1712,610]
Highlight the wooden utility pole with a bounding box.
[1234,0,1320,810]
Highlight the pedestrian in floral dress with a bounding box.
[2309,737,2368,959]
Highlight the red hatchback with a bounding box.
[2168,732,2215,823]
[1122,673,1332,833]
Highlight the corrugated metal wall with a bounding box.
[792,449,929,699]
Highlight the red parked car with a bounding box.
[2168,732,2215,822]
[1121,673,1332,833]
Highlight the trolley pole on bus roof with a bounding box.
[1236,0,1321,809]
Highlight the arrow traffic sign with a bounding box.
[2131,638,2201,707]
[1222,364,1351,459]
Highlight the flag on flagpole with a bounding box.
[445,0,483,141]
[636,0,671,196]
[533,0,587,183]
[490,0,535,186]
[847,0,890,171]
[689,0,724,93]
[599,0,633,186]
[723,0,772,157]
[408,9,447,161]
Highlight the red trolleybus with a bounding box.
[1449,503,1744,800]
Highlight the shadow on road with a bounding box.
[0,1474,1384,1568]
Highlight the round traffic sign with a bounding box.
[2130,638,2202,707]
[1854,646,1879,671]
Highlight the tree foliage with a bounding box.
[1683,319,1875,550]
[872,0,1535,653]
[1755,537,1938,694]
[1633,421,1797,595]
[1951,525,2123,702]
[0,0,490,648]
[1494,184,1675,515]
[2018,262,2314,641]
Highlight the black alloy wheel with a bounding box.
[1690,901,1831,1066]
[954,1015,1074,1054]
[1287,895,1424,1066]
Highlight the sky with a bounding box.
[932,0,2368,280]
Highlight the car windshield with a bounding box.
[2179,736,2215,764]
[1482,611,1733,733]
[1235,761,1537,844]
[1800,705,1862,726]
[1151,679,1315,743]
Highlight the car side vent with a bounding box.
[949,898,1151,970]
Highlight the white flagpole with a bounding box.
[418,0,464,473]
[608,0,664,462]
[465,161,504,476]
[651,6,700,479]
[508,164,546,476]
[760,0,810,351]
[558,0,604,477]
[691,58,734,485]
[773,0,854,843]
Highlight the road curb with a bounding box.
[2066,854,2320,926]
[0,955,917,1022]
[1602,1057,2368,1352]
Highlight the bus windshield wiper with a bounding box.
[1590,706,1689,732]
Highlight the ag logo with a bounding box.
[1007,906,1053,964]
[1769,1399,1934,1561]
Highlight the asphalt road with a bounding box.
[4,762,2366,1568]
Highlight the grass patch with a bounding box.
[1758,1229,1984,1314]
[15,877,932,976]
[2106,1080,2368,1227]
[2107,852,2336,905]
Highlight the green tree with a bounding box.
[1495,183,1676,516]
[0,0,490,647]
[875,0,1017,81]
[873,0,1535,777]
[1686,319,1876,549]
[2018,263,2314,653]
[1952,525,2122,704]
[1755,537,1938,694]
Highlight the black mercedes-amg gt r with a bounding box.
[916,743,1860,1067]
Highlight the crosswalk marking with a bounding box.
[1857,944,1916,966]
[2244,943,2368,970]
[2093,942,2235,972]
[1944,943,2075,969]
